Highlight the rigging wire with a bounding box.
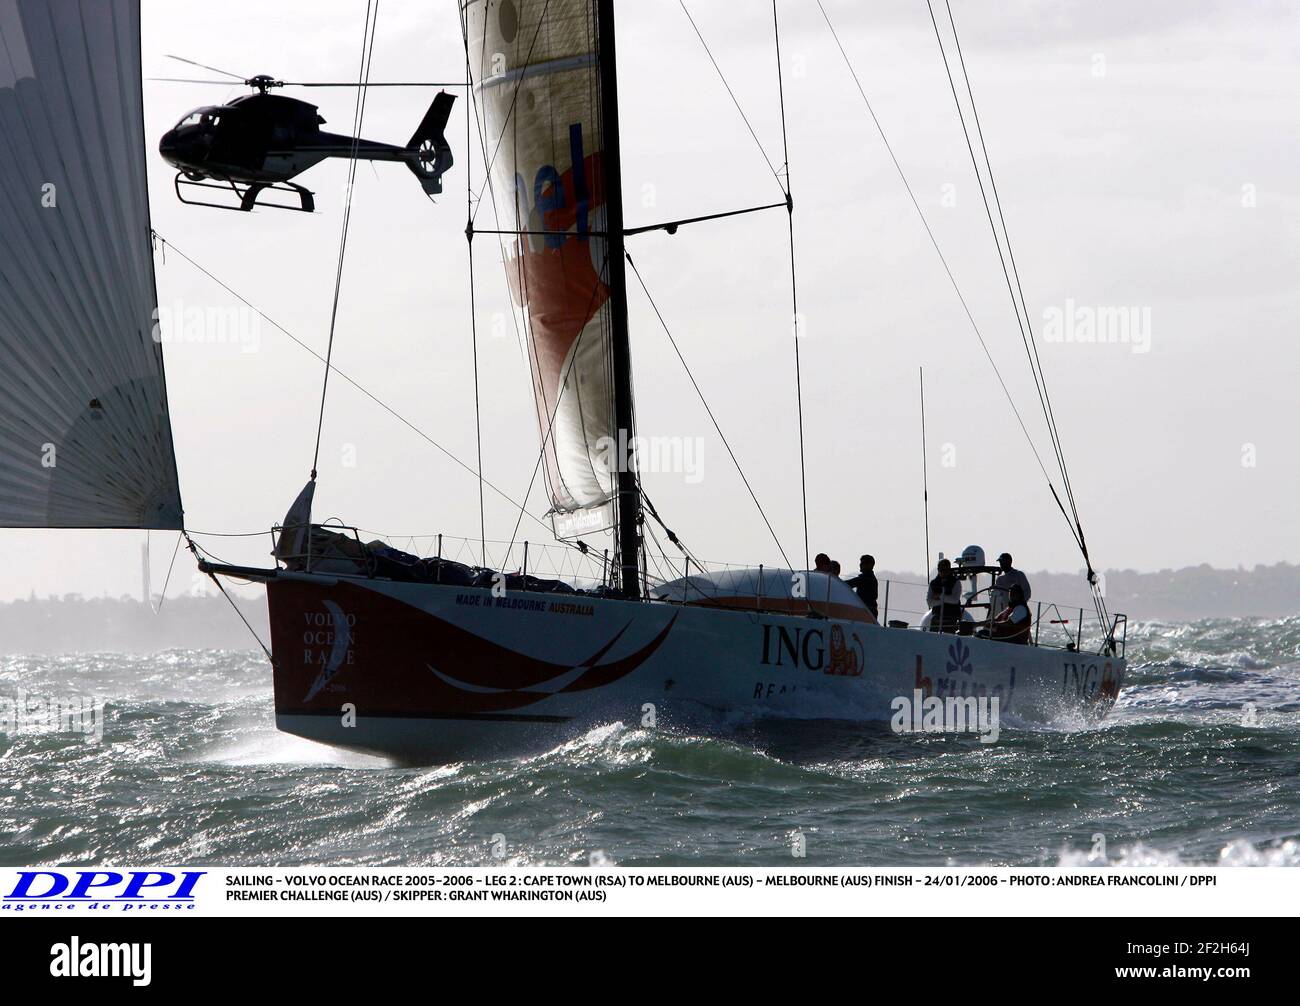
[926,0,1109,628]
[642,520,681,589]
[812,1,1060,497]
[183,533,275,664]
[624,199,787,237]
[464,21,486,562]
[309,0,379,480]
[677,0,785,196]
[919,367,931,575]
[935,2,1093,564]
[150,233,559,541]
[640,488,701,567]
[924,2,1066,510]
[675,0,808,571]
[626,251,793,571]
[771,0,810,574]
[145,530,184,614]
[156,531,183,613]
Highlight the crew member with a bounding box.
[927,558,963,632]
[846,554,879,617]
[814,553,832,573]
[994,552,1032,605]
[991,585,1032,644]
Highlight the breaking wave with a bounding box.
[1,618,1297,866]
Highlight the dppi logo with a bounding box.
[3,870,204,912]
[760,623,864,676]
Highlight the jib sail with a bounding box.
[0,0,183,529]
[462,0,618,538]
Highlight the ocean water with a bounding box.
[1,618,1298,867]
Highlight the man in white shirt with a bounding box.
[994,552,1031,603]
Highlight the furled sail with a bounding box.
[462,0,617,537]
[0,0,183,529]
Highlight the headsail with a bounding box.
[462,0,618,538]
[0,0,183,529]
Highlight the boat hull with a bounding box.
[266,573,1124,762]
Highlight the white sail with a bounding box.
[0,0,183,529]
[463,0,617,534]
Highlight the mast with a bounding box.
[597,0,641,599]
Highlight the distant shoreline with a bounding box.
[0,562,1295,654]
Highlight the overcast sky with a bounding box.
[2,0,1297,603]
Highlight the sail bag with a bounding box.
[0,0,183,528]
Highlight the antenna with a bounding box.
[919,366,931,577]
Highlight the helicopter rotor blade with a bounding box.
[283,81,468,88]
[163,54,246,81]
[149,77,236,85]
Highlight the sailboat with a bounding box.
[0,0,1126,762]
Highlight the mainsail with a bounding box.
[462,0,619,538]
[0,0,183,529]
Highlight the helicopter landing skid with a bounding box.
[174,173,316,213]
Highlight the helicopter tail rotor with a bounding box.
[405,91,456,196]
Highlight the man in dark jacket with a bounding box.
[845,554,879,617]
[927,558,963,632]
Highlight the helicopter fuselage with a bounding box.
[158,92,408,186]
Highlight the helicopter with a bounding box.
[156,60,455,213]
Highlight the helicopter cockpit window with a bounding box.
[175,110,221,131]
